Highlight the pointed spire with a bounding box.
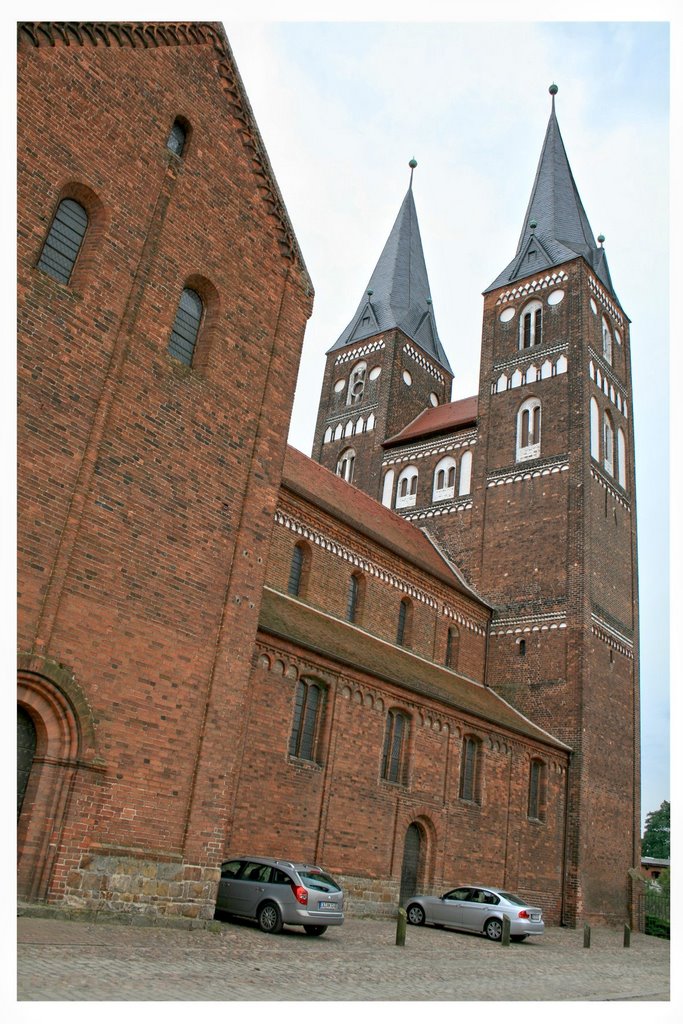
[486,85,616,297]
[328,162,452,374]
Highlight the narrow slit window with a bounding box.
[167,119,187,157]
[168,288,203,366]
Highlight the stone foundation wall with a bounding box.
[61,848,220,921]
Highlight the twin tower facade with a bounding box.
[313,91,640,922]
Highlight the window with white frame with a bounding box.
[515,398,541,462]
[395,466,418,508]
[458,450,472,495]
[603,412,614,476]
[590,397,600,461]
[602,316,612,364]
[432,456,456,502]
[617,427,627,488]
[337,448,356,483]
[519,299,542,349]
[347,361,367,405]
[381,469,395,507]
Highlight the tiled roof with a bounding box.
[384,396,478,447]
[259,587,570,753]
[328,186,452,374]
[282,446,486,604]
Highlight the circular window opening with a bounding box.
[429,392,439,407]
[499,307,516,323]
[402,370,412,386]
[547,289,565,306]
[334,379,346,393]
[369,366,382,381]
[589,298,598,315]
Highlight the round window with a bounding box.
[614,329,622,346]
[429,392,439,407]
[334,379,346,393]
[590,298,598,315]
[547,289,565,306]
[499,307,515,323]
[402,370,412,386]
[369,366,382,380]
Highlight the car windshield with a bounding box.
[497,891,527,905]
[298,870,340,893]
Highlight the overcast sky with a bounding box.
[221,6,672,832]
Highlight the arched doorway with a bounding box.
[17,706,37,819]
[399,822,423,905]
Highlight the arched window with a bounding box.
[433,456,456,502]
[519,299,542,349]
[347,573,363,623]
[336,448,356,483]
[347,361,367,405]
[460,736,481,803]
[603,411,614,476]
[445,625,460,670]
[590,397,600,461]
[381,709,410,784]
[333,423,343,441]
[381,469,395,508]
[602,316,612,364]
[458,450,472,496]
[168,287,203,366]
[289,679,326,762]
[37,198,88,285]
[617,427,627,489]
[323,426,333,444]
[396,598,412,647]
[396,466,418,508]
[366,412,376,432]
[516,398,541,462]
[528,759,547,821]
[166,118,188,157]
[288,542,308,597]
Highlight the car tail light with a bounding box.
[517,909,530,919]
[292,884,308,905]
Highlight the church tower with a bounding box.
[312,166,453,502]
[474,85,640,925]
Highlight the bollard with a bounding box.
[623,924,631,948]
[501,914,511,946]
[583,923,591,948]
[396,907,407,947]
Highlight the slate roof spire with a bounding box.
[329,162,452,374]
[486,85,616,298]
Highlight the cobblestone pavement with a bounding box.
[16,913,670,1003]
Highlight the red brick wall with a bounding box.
[17,23,312,917]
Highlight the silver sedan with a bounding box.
[406,885,544,941]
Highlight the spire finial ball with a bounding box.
[598,234,605,245]
[530,219,537,230]
[409,158,418,169]
[549,83,558,95]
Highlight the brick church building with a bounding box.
[17,23,640,928]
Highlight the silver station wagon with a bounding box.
[406,885,544,941]
[216,856,344,935]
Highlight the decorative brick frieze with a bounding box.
[494,270,569,305]
[334,340,386,364]
[382,434,476,467]
[402,343,447,382]
[486,457,569,488]
[588,274,625,328]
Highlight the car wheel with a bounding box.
[407,904,426,926]
[484,917,503,941]
[257,901,283,934]
[303,925,327,936]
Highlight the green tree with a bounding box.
[642,800,670,858]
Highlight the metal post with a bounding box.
[583,923,591,948]
[396,907,407,946]
[624,923,631,948]
[501,914,511,946]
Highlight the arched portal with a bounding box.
[399,822,424,905]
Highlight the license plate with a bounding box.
[531,914,540,921]
[318,900,336,910]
